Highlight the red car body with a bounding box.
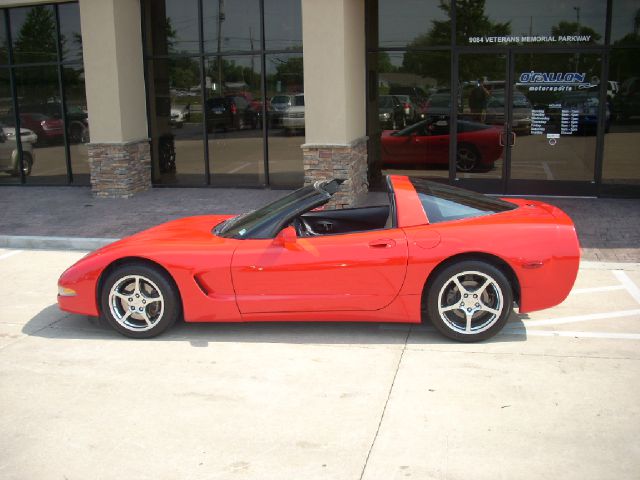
[58,176,580,337]
[381,120,503,169]
[19,113,64,143]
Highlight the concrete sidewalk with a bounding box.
[0,185,638,262]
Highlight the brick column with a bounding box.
[80,0,150,197]
[88,140,151,198]
[301,0,367,207]
[302,137,368,208]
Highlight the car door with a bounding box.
[230,228,408,314]
[381,123,428,166]
[0,129,13,170]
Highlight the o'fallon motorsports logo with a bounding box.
[517,72,593,92]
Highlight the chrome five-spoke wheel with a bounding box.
[109,275,165,332]
[101,263,180,338]
[426,260,513,342]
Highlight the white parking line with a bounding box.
[0,250,22,261]
[572,285,626,294]
[541,161,554,180]
[613,270,640,305]
[503,328,640,340]
[227,162,252,174]
[522,309,640,327]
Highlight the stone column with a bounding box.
[301,0,367,207]
[79,0,150,197]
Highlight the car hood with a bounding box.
[86,214,236,259]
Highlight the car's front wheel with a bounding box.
[100,263,181,338]
[425,260,513,342]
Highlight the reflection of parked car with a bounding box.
[422,93,453,118]
[0,125,36,176]
[613,77,639,122]
[18,103,89,144]
[205,95,258,132]
[562,91,610,134]
[170,104,190,128]
[381,118,503,172]
[269,94,296,126]
[485,90,532,133]
[378,95,406,130]
[282,94,305,134]
[16,113,64,145]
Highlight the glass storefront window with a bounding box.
[64,65,89,185]
[611,0,640,46]
[372,51,451,180]
[264,0,302,50]
[378,0,450,48]
[0,68,20,184]
[266,52,304,187]
[143,0,304,188]
[10,5,58,64]
[604,48,640,185]
[58,3,83,63]
[14,66,67,185]
[203,0,261,53]
[147,57,206,185]
[0,13,8,65]
[205,55,264,186]
[457,0,606,47]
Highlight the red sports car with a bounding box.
[381,119,504,171]
[58,176,580,342]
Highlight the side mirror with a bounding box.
[274,226,297,247]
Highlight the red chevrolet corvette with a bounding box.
[381,119,504,171]
[58,176,580,342]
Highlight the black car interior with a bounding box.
[293,205,392,236]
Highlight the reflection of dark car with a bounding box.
[378,95,406,130]
[485,90,532,133]
[381,118,503,172]
[562,91,610,134]
[423,93,453,118]
[205,96,259,132]
[612,78,639,122]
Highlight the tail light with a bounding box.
[230,104,237,114]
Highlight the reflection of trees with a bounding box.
[272,56,303,92]
[14,7,60,104]
[403,0,510,84]
[610,9,640,84]
[207,58,261,93]
[551,22,600,43]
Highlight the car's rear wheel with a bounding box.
[425,260,513,342]
[456,144,479,171]
[100,263,180,339]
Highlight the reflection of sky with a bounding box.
[165,0,302,53]
[379,0,638,48]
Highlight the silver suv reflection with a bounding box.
[0,126,37,176]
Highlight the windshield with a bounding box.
[215,185,321,238]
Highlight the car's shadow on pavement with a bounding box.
[24,305,528,345]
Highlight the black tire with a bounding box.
[456,143,479,172]
[425,260,513,342]
[100,263,181,339]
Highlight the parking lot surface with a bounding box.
[1,248,639,480]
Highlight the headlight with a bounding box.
[380,113,390,119]
[58,286,77,297]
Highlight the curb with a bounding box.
[0,235,118,251]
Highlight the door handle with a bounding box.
[369,239,396,248]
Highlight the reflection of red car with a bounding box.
[381,119,503,171]
[19,113,64,144]
[58,175,580,343]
